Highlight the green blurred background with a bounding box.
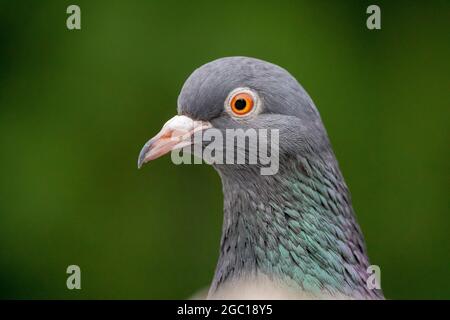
[0,0,448,299]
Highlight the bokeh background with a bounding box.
[0,0,448,299]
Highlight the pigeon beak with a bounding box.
[137,115,212,168]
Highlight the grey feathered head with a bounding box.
[138,56,332,172]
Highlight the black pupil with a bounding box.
[234,99,247,110]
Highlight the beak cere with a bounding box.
[138,115,212,168]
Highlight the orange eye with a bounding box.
[230,92,254,116]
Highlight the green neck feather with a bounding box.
[210,154,383,299]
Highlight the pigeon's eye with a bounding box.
[230,92,254,116]
[225,87,260,118]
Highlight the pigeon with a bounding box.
[138,57,384,300]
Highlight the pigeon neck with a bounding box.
[210,155,383,299]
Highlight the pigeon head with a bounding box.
[138,57,384,299]
[138,57,331,174]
